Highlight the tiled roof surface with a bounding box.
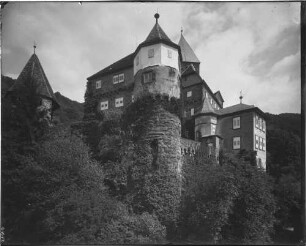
[87,53,134,80]
[216,103,255,115]
[9,54,59,109]
[143,22,172,44]
[178,34,200,63]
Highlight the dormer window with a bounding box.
[96,80,101,89]
[168,49,172,58]
[119,73,124,83]
[148,48,154,58]
[113,75,119,84]
[187,91,192,97]
[233,117,240,129]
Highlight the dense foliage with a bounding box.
[266,127,302,242]
[179,151,276,244]
[2,84,302,244]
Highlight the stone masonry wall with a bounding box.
[137,104,182,175]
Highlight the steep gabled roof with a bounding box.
[178,33,200,63]
[9,53,59,109]
[87,53,134,80]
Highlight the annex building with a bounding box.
[86,14,267,169]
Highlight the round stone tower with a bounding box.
[131,14,182,175]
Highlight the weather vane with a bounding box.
[33,41,37,54]
[239,90,243,104]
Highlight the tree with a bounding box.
[2,127,166,244]
[179,151,276,244]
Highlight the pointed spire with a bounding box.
[143,13,172,43]
[9,53,59,109]
[178,33,200,63]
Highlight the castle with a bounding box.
[86,13,267,169]
[8,13,266,170]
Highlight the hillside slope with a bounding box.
[53,92,84,123]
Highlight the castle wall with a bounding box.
[138,105,182,174]
[217,111,254,153]
[133,65,180,99]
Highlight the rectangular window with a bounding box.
[168,49,172,58]
[233,137,241,150]
[191,108,194,116]
[263,120,266,132]
[143,71,155,83]
[100,101,108,110]
[136,56,139,66]
[255,115,259,128]
[113,75,119,84]
[187,91,192,97]
[148,48,154,58]
[263,138,266,151]
[210,98,213,105]
[132,95,135,103]
[118,73,124,83]
[233,117,240,129]
[255,135,259,149]
[205,92,208,98]
[259,118,262,130]
[115,97,124,107]
[96,80,101,89]
[259,137,262,150]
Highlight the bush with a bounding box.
[179,151,276,244]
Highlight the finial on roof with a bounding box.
[239,90,243,104]
[154,13,160,23]
[33,41,37,54]
[181,26,183,34]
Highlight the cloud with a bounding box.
[1,2,301,114]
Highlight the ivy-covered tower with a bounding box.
[132,14,183,174]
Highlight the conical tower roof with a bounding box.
[178,33,200,63]
[135,14,180,55]
[9,53,59,109]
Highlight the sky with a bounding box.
[2,2,301,114]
